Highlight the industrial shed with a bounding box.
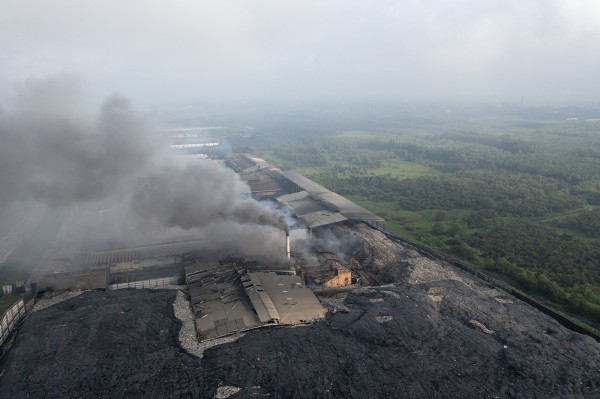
[239,170,282,199]
[227,154,261,173]
[85,240,206,268]
[275,171,384,229]
[226,153,385,229]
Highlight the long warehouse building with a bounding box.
[274,171,384,229]
[227,154,384,230]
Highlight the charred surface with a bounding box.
[0,290,206,399]
[1,223,600,398]
[202,281,600,398]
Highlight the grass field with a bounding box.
[364,158,437,180]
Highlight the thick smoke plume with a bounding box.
[131,161,287,231]
[0,77,288,263]
[0,77,153,209]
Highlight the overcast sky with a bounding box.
[1,0,600,106]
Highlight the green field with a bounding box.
[252,120,600,329]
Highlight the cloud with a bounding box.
[1,1,599,104]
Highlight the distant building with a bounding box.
[228,154,385,230]
[239,171,283,199]
[227,154,261,173]
[274,171,384,230]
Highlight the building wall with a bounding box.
[322,265,352,288]
[38,268,109,292]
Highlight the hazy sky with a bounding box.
[1,0,600,106]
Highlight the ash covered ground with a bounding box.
[1,224,600,398]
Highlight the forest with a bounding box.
[238,105,600,329]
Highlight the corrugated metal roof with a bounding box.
[276,190,311,202]
[280,171,330,194]
[86,240,206,266]
[250,272,326,325]
[299,211,348,228]
[246,180,281,193]
[316,191,383,221]
[287,197,327,215]
[275,173,384,227]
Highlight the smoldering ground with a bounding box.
[0,76,290,271]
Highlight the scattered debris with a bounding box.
[173,290,203,357]
[214,386,242,398]
[469,319,495,334]
[31,290,83,312]
[380,290,401,299]
[318,293,351,314]
[427,286,446,303]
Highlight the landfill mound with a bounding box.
[0,290,206,399]
[1,223,600,398]
[3,285,599,398]
[201,281,600,398]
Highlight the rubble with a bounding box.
[214,386,241,398]
[375,315,393,323]
[32,289,83,312]
[470,319,495,334]
[317,292,351,314]
[172,289,244,358]
[172,289,204,357]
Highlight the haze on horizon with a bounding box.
[1,0,600,108]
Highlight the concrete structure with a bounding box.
[297,248,354,289]
[321,263,352,288]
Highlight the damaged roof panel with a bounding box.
[275,172,383,228]
[299,211,348,228]
[280,171,330,194]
